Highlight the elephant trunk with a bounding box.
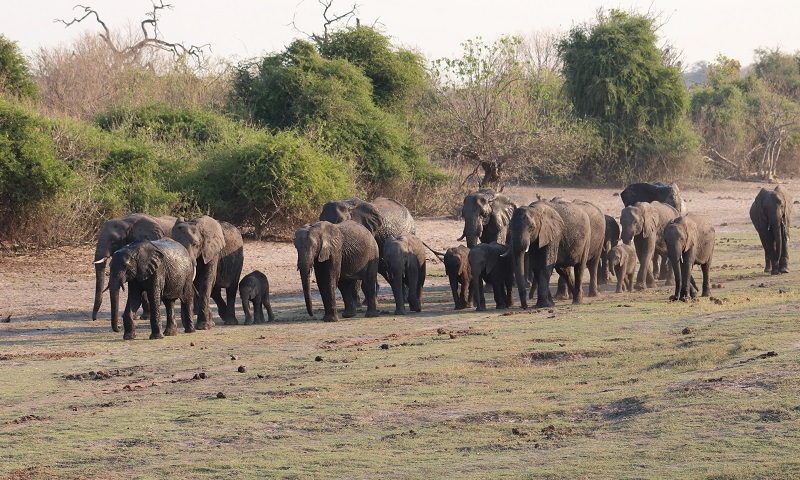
[463,217,483,248]
[92,255,108,321]
[300,266,314,317]
[513,240,530,309]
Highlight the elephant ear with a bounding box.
[537,207,563,249]
[350,203,383,234]
[200,220,226,265]
[642,205,657,239]
[138,244,165,282]
[316,225,340,263]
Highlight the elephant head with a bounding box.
[106,241,165,332]
[666,183,687,215]
[508,203,564,308]
[460,190,503,247]
[171,216,225,265]
[92,214,163,320]
[294,221,343,317]
[319,198,383,234]
[620,203,656,245]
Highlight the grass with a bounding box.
[2,230,800,479]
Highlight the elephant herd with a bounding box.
[91,182,792,340]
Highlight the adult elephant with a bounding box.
[665,214,715,301]
[620,201,679,290]
[172,216,243,330]
[750,186,792,275]
[508,202,591,309]
[92,213,176,321]
[459,189,517,247]
[294,220,380,322]
[552,199,605,298]
[620,182,687,214]
[600,215,621,285]
[319,197,415,250]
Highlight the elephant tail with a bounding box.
[422,241,446,259]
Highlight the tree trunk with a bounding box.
[479,161,501,189]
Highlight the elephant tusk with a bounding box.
[524,246,529,253]
[93,258,107,264]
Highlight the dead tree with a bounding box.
[291,0,358,46]
[55,1,209,66]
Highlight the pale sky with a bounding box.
[3,0,799,67]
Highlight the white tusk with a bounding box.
[93,258,107,264]
[524,246,529,253]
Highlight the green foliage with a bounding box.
[559,10,696,181]
[0,99,70,221]
[230,39,441,186]
[753,48,800,99]
[319,26,427,109]
[95,104,226,143]
[0,35,37,99]
[190,129,354,230]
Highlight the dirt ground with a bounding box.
[0,179,777,320]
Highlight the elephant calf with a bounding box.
[665,214,715,302]
[108,239,195,340]
[600,215,621,285]
[608,244,637,293]
[239,271,275,325]
[469,242,514,311]
[383,234,427,315]
[444,245,472,310]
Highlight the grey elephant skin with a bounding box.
[319,197,415,249]
[239,270,275,324]
[383,234,427,315]
[172,216,243,330]
[665,214,715,301]
[620,182,687,214]
[750,186,792,275]
[107,238,195,340]
[470,242,514,311]
[509,202,591,308]
[550,199,605,299]
[92,214,176,321]
[620,201,679,290]
[600,215,621,285]
[460,189,517,248]
[444,245,472,310]
[295,220,380,322]
[608,244,637,293]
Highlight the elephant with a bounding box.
[294,220,380,322]
[665,214,715,301]
[550,199,605,298]
[621,182,687,214]
[383,234,427,315]
[750,186,792,275]
[600,215,621,285]
[620,201,679,290]
[107,239,195,340]
[469,242,514,311]
[508,202,591,309]
[210,222,245,325]
[92,213,176,321]
[443,245,472,310]
[172,216,243,330]
[319,197,415,249]
[239,270,275,325]
[607,244,637,293]
[459,189,517,248]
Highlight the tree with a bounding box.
[559,10,697,182]
[746,77,800,180]
[0,35,37,99]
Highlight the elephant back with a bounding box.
[371,197,416,244]
[621,183,685,213]
[571,200,606,261]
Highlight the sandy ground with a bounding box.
[0,179,791,323]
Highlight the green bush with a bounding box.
[189,129,354,232]
[0,35,37,99]
[0,99,70,222]
[95,103,226,143]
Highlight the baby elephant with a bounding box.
[444,245,472,310]
[665,214,715,302]
[108,239,195,340]
[383,234,427,315]
[239,271,275,324]
[608,244,637,293]
[469,242,513,311]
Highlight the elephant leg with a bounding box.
[615,266,624,293]
[388,265,406,315]
[363,261,380,318]
[242,296,254,325]
[700,263,711,297]
[651,256,660,279]
[658,255,669,280]
[148,288,163,340]
[572,264,585,304]
[555,269,570,300]
[123,288,141,340]
[339,280,358,318]
[599,251,608,285]
[449,273,464,310]
[635,239,656,290]
[196,262,218,330]
[254,294,265,324]
[779,224,789,273]
[587,255,601,297]
[163,299,177,336]
[224,280,239,324]
[535,267,555,308]
[491,274,507,309]
[679,253,693,301]
[465,274,474,308]
[211,287,231,325]
[755,228,773,273]
[180,292,195,334]
[316,266,338,322]
[264,293,275,323]
[474,273,486,312]
[408,262,422,313]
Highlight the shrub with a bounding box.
[0,35,37,99]
[95,103,226,143]
[189,130,354,235]
[0,99,71,230]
